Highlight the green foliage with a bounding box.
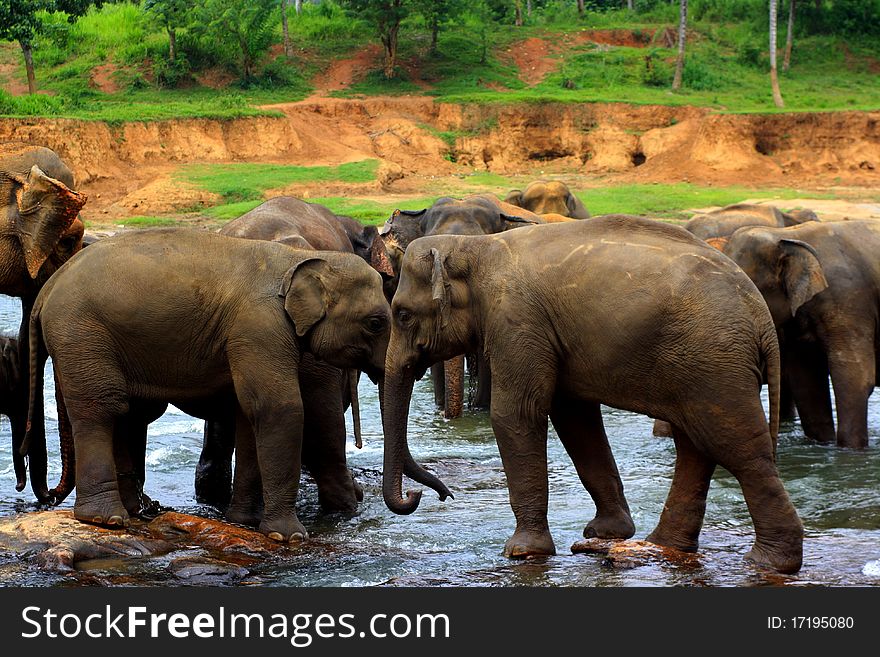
[179,160,381,203]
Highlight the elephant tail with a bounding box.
[761,325,781,449]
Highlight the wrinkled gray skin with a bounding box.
[652,203,821,438]
[379,195,538,416]
[0,336,26,492]
[195,196,387,513]
[383,216,803,574]
[1,142,87,502]
[26,229,393,542]
[504,180,590,219]
[725,221,880,449]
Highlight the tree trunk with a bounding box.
[19,40,36,95]
[430,17,439,53]
[515,0,523,26]
[168,27,177,63]
[627,0,634,10]
[783,0,796,72]
[577,0,585,15]
[770,0,785,107]
[382,23,400,78]
[281,1,292,57]
[527,0,533,16]
[295,0,302,13]
[671,0,687,91]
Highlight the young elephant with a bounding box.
[724,221,880,449]
[504,180,590,219]
[383,216,803,573]
[25,229,392,541]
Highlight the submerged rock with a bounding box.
[571,538,701,570]
[169,556,249,585]
[0,510,287,574]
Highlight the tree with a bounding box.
[671,0,687,91]
[0,0,97,95]
[577,0,585,15]
[190,0,278,81]
[416,0,464,54]
[770,0,785,107]
[627,0,634,10]
[514,0,523,26]
[144,0,189,64]
[783,0,796,72]
[342,1,409,79]
[281,0,292,57]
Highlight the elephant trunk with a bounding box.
[381,358,452,515]
[11,412,27,492]
[22,303,51,504]
[49,372,75,504]
[443,355,465,419]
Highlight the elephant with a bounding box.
[194,196,392,513]
[382,216,804,574]
[378,195,540,418]
[724,220,880,449]
[24,228,401,541]
[685,202,817,249]
[504,181,590,219]
[1,142,87,501]
[0,336,27,493]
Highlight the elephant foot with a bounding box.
[644,528,699,554]
[352,474,364,503]
[745,542,803,575]
[259,516,308,544]
[74,491,130,529]
[225,506,262,528]
[584,511,636,540]
[503,528,556,559]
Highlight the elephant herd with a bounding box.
[2,142,878,577]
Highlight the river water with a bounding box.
[0,294,877,587]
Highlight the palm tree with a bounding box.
[672,0,687,91]
[783,0,796,72]
[770,0,785,107]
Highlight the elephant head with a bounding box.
[504,181,590,219]
[724,227,828,327]
[279,254,391,382]
[382,237,478,514]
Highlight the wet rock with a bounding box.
[0,510,287,573]
[572,538,701,570]
[169,556,249,585]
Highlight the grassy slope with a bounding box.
[1,3,878,120]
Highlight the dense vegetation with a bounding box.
[0,0,878,119]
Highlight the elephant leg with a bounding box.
[827,337,875,449]
[678,403,803,573]
[300,362,360,515]
[490,372,555,558]
[786,342,834,443]
[443,355,464,419]
[226,410,263,528]
[778,344,797,423]
[549,397,634,539]
[646,427,715,552]
[195,413,236,508]
[431,363,445,408]
[114,413,146,518]
[71,416,128,528]
[472,352,492,409]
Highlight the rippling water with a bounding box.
[0,294,877,587]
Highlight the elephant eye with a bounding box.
[365,316,387,333]
[395,308,412,325]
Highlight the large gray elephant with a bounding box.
[195,196,392,513]
[504,180,590,219]
[24,228,399,541]
[382,216,803,574]
[724,220,880,449]
[1,142,87,501]
[378,194,539,417]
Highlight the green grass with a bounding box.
[104,215,180,227]
[178,160,380,203]
[308,196,440,225]
[580,183,838,220]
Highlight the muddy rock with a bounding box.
[0,510,285,573]
[572,537,701,570]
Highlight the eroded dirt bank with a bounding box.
[0,98,877,217]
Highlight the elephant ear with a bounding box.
[14,165,87,279]
[279,257,329,338]
[779,238,828,316]
[500,213,540,230]
[430,248,451,329]
[369,233,395,277]
[504,190,524,207]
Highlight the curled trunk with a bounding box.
[381,367,452,515]
[348,369,363,449]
